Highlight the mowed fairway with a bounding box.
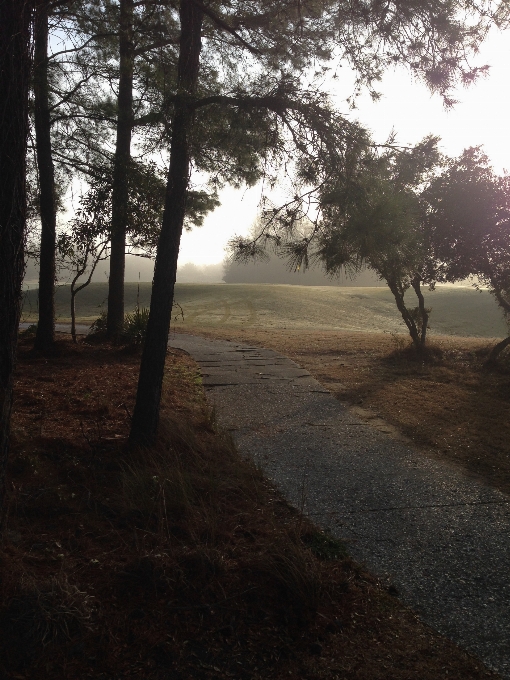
[22,281,508,338]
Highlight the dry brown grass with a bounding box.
[185,325,510,497]
[0,334,501,679]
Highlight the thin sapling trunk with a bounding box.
[70,242,108,342]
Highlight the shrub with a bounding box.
[88,310,107,336]
[88,307,150,345]
[20,323,38,336]
[1,576,94,668]
[122,306,150,345]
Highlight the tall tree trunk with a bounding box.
[130,0,203,444]
[485,286,510,364]
[0,0,33,516]
[71,287,77,343]
[107,0,134,338]
[34,1,57,352]
[486,335,510,364]
[411,274,429,347]
[387,278,421,349]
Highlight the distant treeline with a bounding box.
[222,253,384,286]
[24,257,224,286]
[25,254,383,287]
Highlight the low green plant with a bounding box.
[302,529,347,561]
[120,453,194,523]
[389,332,409,353]
[122,306,150,344]
[20,323,38,336]
[88,307,150,344]
[88,311,107,335]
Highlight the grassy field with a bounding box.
[22,281,508,338]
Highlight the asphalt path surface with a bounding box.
[169,332,510,679]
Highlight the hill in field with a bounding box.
[21,282,507,339]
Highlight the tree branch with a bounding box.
[51,112,117,125]
[134,36,177,56]
[48,74,95,112]
[133,108,169,126]
[49,33,116,60]
[188,0,261,55]
[192,93,308,115]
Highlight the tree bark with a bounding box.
[411,274,429,347]
[485,286,510,364]
[71,288,77,343]
[486,335,510,364]
[107,0,134,338]
[492,285,510,315]
[34,1,57,352]
[0,0,33,515]
[130,0,203,444]
[387,278,421,349]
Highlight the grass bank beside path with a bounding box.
[1,334,500,679]
[178,326,510,498]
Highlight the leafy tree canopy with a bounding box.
[425,146,510,285]
[424,147,510,360]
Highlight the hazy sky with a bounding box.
[178,28,510,267]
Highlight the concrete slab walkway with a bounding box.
[169,332,510,679]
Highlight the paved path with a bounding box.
[169,332,510,678]
[19,322,90,334]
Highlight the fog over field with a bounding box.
[24,252,384,288]
[23,255,225,287]
[22,282,507,339]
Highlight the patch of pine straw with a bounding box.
[0,334,500,679]
[187,326,510,497]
